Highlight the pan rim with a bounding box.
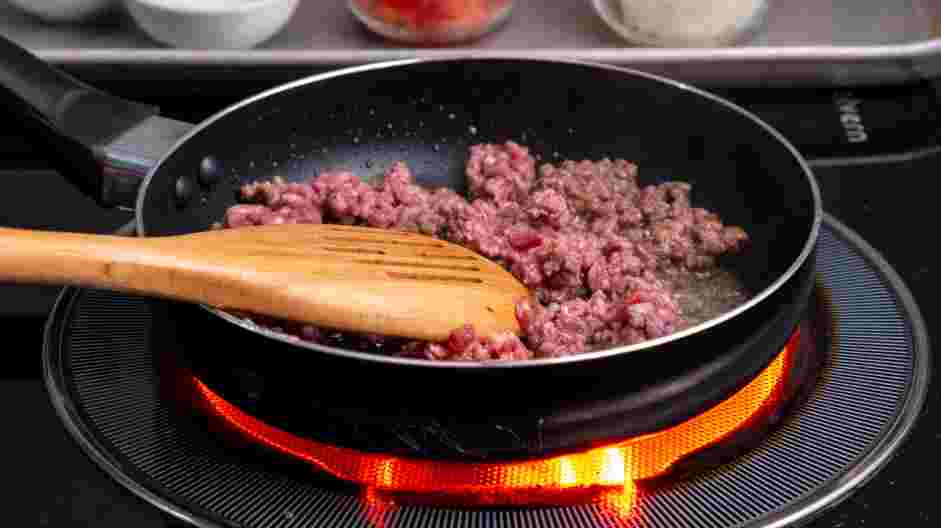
[135,55,822,369]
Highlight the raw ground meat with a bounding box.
[222,141,749,361]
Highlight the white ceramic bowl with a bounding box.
[7,0,117,23]
[124,0,300,49]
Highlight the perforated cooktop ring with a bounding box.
[43,215,929,528]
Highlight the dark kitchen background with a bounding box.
[2,2,939,527]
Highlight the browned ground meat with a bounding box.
[222,141,749,361]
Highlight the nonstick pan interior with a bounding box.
[138,59,819,361]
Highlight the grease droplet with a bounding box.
[469,125,478,135]
[448,113,456,120]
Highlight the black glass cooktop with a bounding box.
[4,68,938,527]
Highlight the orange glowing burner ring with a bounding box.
[194,331,798,512]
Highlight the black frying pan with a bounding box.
[2,35,821,459]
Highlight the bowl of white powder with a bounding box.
[591,0,769,47]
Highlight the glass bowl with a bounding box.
[349,0,515,45]
[591,0,769,47]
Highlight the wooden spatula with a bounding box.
[0,224,530,341]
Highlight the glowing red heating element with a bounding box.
[194,331,798,512]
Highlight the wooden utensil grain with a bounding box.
[0,224,529,341]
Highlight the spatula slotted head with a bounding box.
[179,224,530,341]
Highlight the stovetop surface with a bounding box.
[4,67,938,527]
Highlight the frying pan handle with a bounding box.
[0,34,192,209]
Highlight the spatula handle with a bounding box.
[0,227,165,293]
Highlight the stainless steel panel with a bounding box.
[1,0,939,85]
